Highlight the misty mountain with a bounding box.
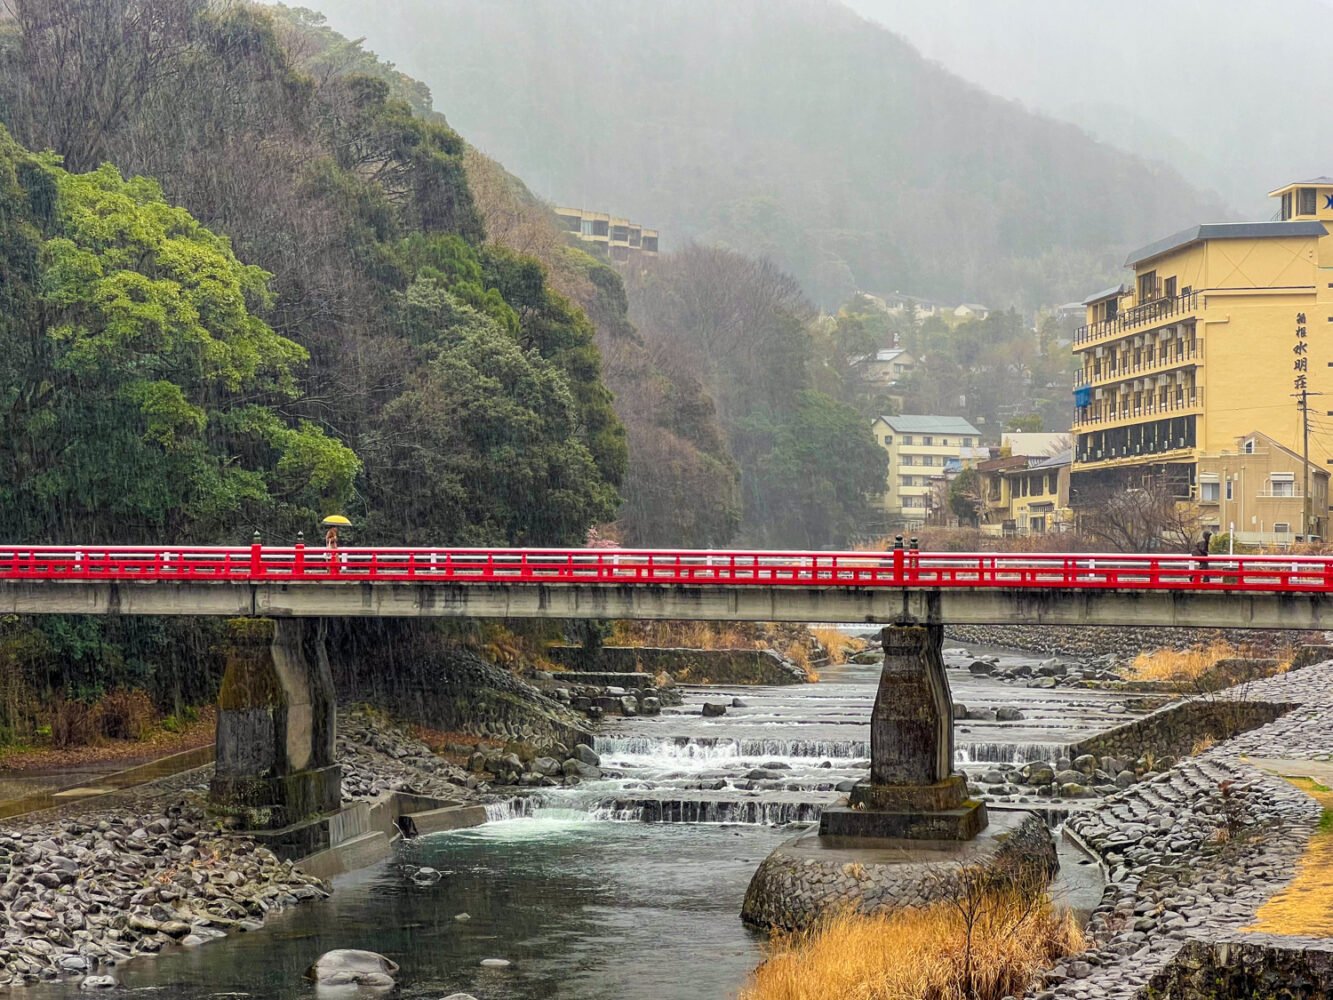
[846,0,1333,215]
[298,0,1226,309]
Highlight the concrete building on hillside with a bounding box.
[871,415,983,527]
[1001,432,1067,457]
[850,348,916,387]
[1071,177,1333,539]
[554,206,659,262]
[1196,431,1329,547]
[977,450,1072,536]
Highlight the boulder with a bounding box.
[531,756,562,777]
[995,707,1025,722]
[639,697,661,715]
[1115,770,1137,788]
[480,958,512,969]
[968,660,995,675]
[1023,766,1056,786]
[1072,754,1098,774]
[562,759,602,780]
[79,976,117,990]
[618,696,638,717]
[952,702,968,719]
[305,949,399,988]
[701,703,728,717]
[573,744,601,767]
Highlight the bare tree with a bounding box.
[1076,476,1201,553]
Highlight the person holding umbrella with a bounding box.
[322,514,350,549]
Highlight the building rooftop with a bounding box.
[1031,449,1072,470]
[1125,221,1328,268]
[878,415,981,436]
[1267,177,1333,196]
[1082,284,1124,305]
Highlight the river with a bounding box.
[28,642,1124,999]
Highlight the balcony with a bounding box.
[1073,387,1203,429]
[1074,291,1198,347]
[1074,345,1199,389]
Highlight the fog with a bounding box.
[845,0,1333,213]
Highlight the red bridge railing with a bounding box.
[0,546,1330,594]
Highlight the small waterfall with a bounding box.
[955,741,1067,766]
[590,797,825,825]
[594,735,869,760]
[483,796,541,821]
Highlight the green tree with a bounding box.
[0,129,358,542]
[361,285,618,545]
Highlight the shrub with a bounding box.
[97,688,157,741]
[49,695,100,749]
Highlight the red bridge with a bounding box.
[0,544,1330,628]
[10,543,1324,846]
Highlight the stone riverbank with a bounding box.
[1021,659,1333,999]
[944,624,1323,663]
[0,708,487,991]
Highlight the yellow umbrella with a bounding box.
[320,515,351,527]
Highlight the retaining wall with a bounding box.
[548,646,809,685]
[1068,700,1296,770]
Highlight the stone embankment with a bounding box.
[539,669,681,721]
[741,811,1056,931]
[1020,660,1333,1000]
[0,708,486,990]
[943,624,1323,664]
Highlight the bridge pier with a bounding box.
[819,623,987,840]
[209,619,341,837]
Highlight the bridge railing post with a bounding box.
[249,531,263,579]
[294,533,305,578]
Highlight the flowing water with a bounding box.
[29,641,1129,999]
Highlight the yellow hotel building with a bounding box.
[1072,178,1333,536]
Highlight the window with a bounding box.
[1275,522,1292,534]
[1225,480,1233,501]
[883,434,893,445]
[902,435,913,446]
[1138,270,1158,302]
[923,436,933,446]
[580,219,595,236]
[1165,276,1177,298]
[1282,191,1294,220]
[1200,481,1220,503]
[1243,439,1255,454]
[1300,187,1318,216]
[1270,474,1295,497]
[941,438,949,447]
[962,437,972,447]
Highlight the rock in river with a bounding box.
[305,949,399,988]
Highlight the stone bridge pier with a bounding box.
[209,619,341,842]
[819,622,987,840]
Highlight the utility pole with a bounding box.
[1294,388,1324,540]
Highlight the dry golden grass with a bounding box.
[741,887,1084,1000]
[608,620,759,650]
[1246,776,1333,937]
[1190,734,1216,756]
[1127,641,1242,682]
[809,627,867,665]
[783,641,819,682]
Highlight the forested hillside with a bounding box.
[302,0,1228,309]
[0,0,626,734]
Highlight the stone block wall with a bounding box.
[548,646,809,685]
[1145,938,1333,998]
[1068,700,1295,763]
